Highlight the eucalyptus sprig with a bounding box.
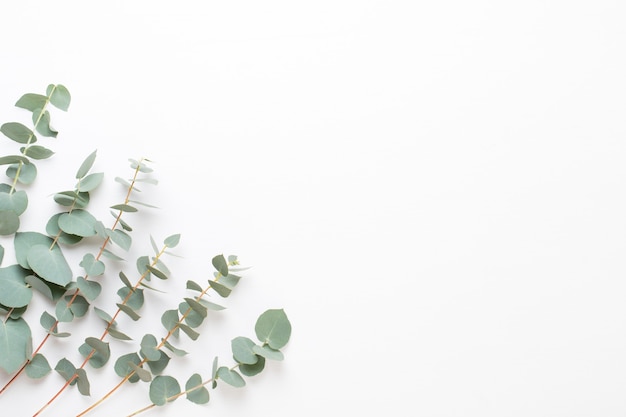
[0,84,291,417]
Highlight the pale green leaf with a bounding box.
[0,265,32,307]
[255,309,292,350]
[216,367,245,388]
[239,355,266,377]
[0,317,31,373]
[114,352,142,383]
[58,209,97,237]
[15,93,47,111]
[1,122,35,144]
[117,303,140,321]
[21,145,54,160]
[186,373,210,404]
[111,204,137,213]
[212,254,228,276]
[77,172,103,192]
[32,108,57,138]
[164,234,180,248]
[48,84,71,111]
[252,345,284,361]
[0,210,19,235]
[6,162,37,184]
[76,150,97,179]
[0,155,30,165]
[27,244,72,286]
[25,353,51,379]
[231,336,258,365]
[79,254,105,277]
[150,375,181,406]
[77,277,101,301]
[0,190,28,215]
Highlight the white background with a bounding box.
[0,1,625,416]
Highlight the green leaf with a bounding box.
[21,145,54,160]
[184,297,207,318]
[76,150,97,179]
[162,340,188,357]
[79,253,105,277]
[220,274,241,289]
[161,310,179,337]
[111,204,138,213]
[27,275,65,301]
[146,265,167,280]
[77,277,102,301]
[186,280,203,292]
[178,301,204,328]
[114,352,142,383]
[25,353,51,379]
[15,93,47,112]
[164,234,180,248]
[231,336,258,365]
[32,108,57,138]
[0,210,19,235]
[199,298,226,311]
[209,280,231,298]
[0,317,32,373]
[68,294,89,318]
[15,232,50,268]
[179,323,199,341]
[58,209,97,237]
[55,358,77,384]
[145,350,170,375]
[93,307,115,326]
[55,298,74,323]
[0,265,32,307]
[48,84,71,111]
[216,367,245,388]
[212,254,228,277]
[239,355,266,377]
[7,162,37,184]
[79,338,110,368]
[108,228,132,251]
[27,244,72,286]
[0,155,30,166]
[252,345,284,361]
[186,373,210,404]
[140,334,160,361]
[1,122,35,144]
[45,213,82,245]
[77,172,103,192]
[76,368,90,396]
[107,328,132,341]
[117,303,140,321]
[53,190,90,208]
[255,309,292,350]
[117,287,144,310]
[0,189,28,215]
[149,375,181,406]
[130,362,153,382]
[129,158,153,173]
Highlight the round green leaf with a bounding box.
[239,355,265,377]
[216,367,245,388]
[231,337,258,365]
[77,172,103,192]
[27,244,73,286]
[185,373,210,404]
[0,317,32,373]
[58,209,97,237]
[7,163,37,185]
[48,84,71,111]
[0,265,32,307]
[25,353,51,379]
[150,375,181,406]
[255,309,292,350]
[0,190,28,215]
[0,210,19,235]
[1,122,35,144]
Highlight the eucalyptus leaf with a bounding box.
[211,254,228,277]
[25,353,51,379]
[77,276,102,301]
[0,264,32,307]
[231,336,258,365]
[48,84,71,111]
[255,309,292,350]
[21,145,54,160]
[79,253,105,277]
[239,355,266,377]
[0,210,20,235]
[1,122,35,144]
[114,352,142,383]
[32,108,57,138]
[58,209,97,237]
[6,162,37,185]
[117,303,140,321]
[77,172,103,192]
[15,93,47,112]
[149,375,181,406]
[76,150,97,179]
[216,367,245,388]
[27,244,72,286]
[0,317,32,373]
[186,373,210,404]
[0,189,28,215]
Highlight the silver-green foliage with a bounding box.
[0,85,291,416]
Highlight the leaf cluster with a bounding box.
[0,85,291,417]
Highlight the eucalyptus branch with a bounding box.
[32,239,172,417]
[0,158,149,396]
[124,309,292,417]
[75,255,238,417]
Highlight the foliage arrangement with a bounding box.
[0,84,291,416]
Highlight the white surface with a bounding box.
[0,1,625,416]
